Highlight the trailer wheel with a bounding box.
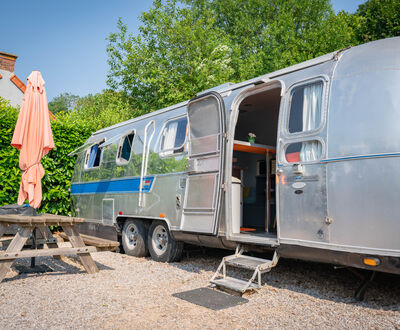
[148,221,183,262]
[121,220,148,257]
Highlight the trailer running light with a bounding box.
[160,213,165,218]
[363,257,380,266]
[118,211,123,215]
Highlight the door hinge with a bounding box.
[221,183,226,190]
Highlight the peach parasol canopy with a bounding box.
[11,71,54,208]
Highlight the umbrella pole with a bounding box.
[30,228,36,268]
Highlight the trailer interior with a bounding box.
[232,86,281,237]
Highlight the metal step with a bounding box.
[209,245,280,294]
[210,276,258,293]
[225,255,272,270]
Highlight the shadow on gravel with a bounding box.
[170,246,400,311]
[3,256,114,283]
[173,287,248,310]
[264,258,400,311]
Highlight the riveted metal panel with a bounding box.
[278,164,329,242]
[190,134,219,156]
[184,174,217,210]
[327,157,400,251]
[180,213,216,233]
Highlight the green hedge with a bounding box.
[0,97,96,215]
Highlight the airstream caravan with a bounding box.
[70,37,400,292]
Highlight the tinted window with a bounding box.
[86,143,103,168]
[188,96,220,139]
[285,141,322,163]
[117,132,135,164]
[160,117,188,155]
[288,82,323,134]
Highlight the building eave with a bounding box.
[9,73,26,93]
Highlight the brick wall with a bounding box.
[0,52,17,72]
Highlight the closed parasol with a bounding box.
[11,71,54,209]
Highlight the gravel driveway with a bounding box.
[0,247,398,329]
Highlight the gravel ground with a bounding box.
[0,247,399,329]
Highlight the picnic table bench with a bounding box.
[0,213,119,282]
[57,232,120,250]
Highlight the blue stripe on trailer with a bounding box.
[70,176,155,195]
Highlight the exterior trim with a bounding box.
[321,152,400,163]
[71,176,155,195]
[280,238,400,257]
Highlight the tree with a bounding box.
[107,0,356,112]
[355,0,400,42]
[107,0,234,112]
[197,0,358,80]
[48,93,80,114]
[68,90,137,130]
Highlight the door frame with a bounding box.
[225,79,285,245]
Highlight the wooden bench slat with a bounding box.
[0,237,58,248]
[58,232,119,248]
[0,214,85,225]
[0,246,98,260]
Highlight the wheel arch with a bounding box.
[116,215,172,233]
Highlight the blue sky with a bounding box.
[0,0,364,101]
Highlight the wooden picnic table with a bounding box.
[0,214,101,282]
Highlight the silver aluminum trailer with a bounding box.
[70,37,400,292]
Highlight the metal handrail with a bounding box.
[139,120,155,208]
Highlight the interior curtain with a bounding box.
[88,144,99,167]
[300,83,322,161]
[161,121,178,155]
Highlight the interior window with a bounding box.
[86,142,104,168]
[288,81,323,134]
[117,132,135,164]
[285,141,322,163]
[159,117,187,156]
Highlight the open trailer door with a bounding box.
[181,92,226,234]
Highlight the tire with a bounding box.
[121,220,148,257]
[147,221,183,262]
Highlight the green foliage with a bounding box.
[107,0,357,111]
[0,98,20,205]
[355,0,400,42]
[198,0,357,80]
[0,97,96,215]
[107,0,234,112]
[68,90,140,131]
[48,93,80,114]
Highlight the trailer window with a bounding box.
[159,117,187,156]
[288,81,323,134]
[285,141,322,163]
[117,132,135,164]
[85,142,104,169]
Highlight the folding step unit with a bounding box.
[210,245,279,294]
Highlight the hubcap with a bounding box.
[152,225,168,256]
[126,223,138,248]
